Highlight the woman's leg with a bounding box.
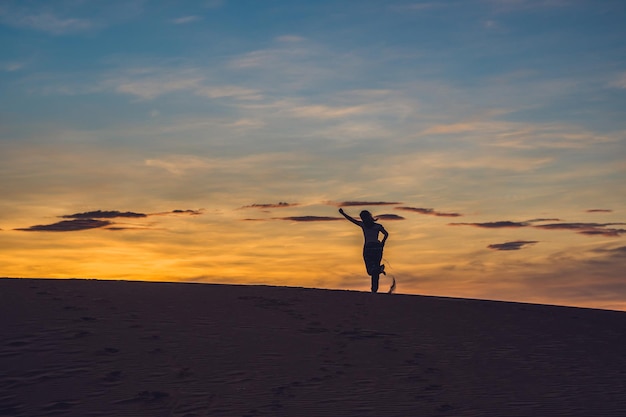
[364,243,384,293]
[371,274,380,293]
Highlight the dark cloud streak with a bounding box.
[62,210,147,219]
[276,216,342,222]
[450,221,529,228]
[240,202,298,209]
[242,216,342,222]
[376,214,405,221]
[526,218,562,223]
[396,206,462,217]
[16,219,112,232]
[171,209,203,215]
[334,201,401,207]
[17,207,202,232]
[488,241,538,251]
[535,222,626,237]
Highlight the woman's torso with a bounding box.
[361,223,383,244]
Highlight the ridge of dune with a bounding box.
[1,277,625,417]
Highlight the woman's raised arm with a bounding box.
[339,208,361,226]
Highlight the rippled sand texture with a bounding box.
[1,278,625,416]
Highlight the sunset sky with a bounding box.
[1,0,625,310]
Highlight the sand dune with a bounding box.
[1,278,625,416]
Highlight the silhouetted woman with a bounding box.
[339,208,389,293]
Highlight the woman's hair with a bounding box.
[360,210,376,228]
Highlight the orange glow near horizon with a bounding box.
[2,204,625,311]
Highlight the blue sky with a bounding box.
[1,0,625,310]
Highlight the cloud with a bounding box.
[113,73,204,100]
[61,210,147,219]
[172,16,202,24]
[275,216,342,222]
[145,155,212,175]
[241,215,342,222]
[0,10,94,34]
[1,61,25,72]
[526,218,562,223]
[204,0,224,8]
[402,3,442,11]
[334,201,402,207]
[288,104,370,119]
[422,123,480,135]
[396,206,462,217]
[534,223,626,237]
[610,73,626,89]
[586,209,613,213]
[488,241,538,251]
[276,35,305,43]
[376,214,405,221]
[240,202,299,209]
[16,208,202,232]
[194,85,263,100]
[593,246,626,258]
[103,68,263,101]
[450,221,529,228]
[24,64,264,101]
[243,212,403,222]
[451,219,626,237]
[170,209,203,215]
[149,209,204,216]
[16,219,111,232]
[482,0,571,13]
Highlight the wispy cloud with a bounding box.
[240,216,340,222]
[170,209,203,215]
[586,209,613,213]
[240,202,299,209]
[194,85,262,100]
[16,208,201,232]
[483,0,571,13]
[101,67,265,101]
[144,155,212,175]
[450,221,529,228]
[488,240,538,251]
[610,73,626,89]
[172,15,202,24]
[333,201,402,207]
[452,219,626,237]
[403,3,443,11]
[0,0,147,35]
[1,61,25,72]
[225,36,367,93]
[62,210,147,219]
[112,71,204,100]
[396,206,462,217]
[420,119,617,150]
[0,9,94,34]
[287,104,371,119]
[16,219,111,232]
[276,216,342,222]
[535,223,626,237]
[376,214,405,221]
[275,35,305,43]
[144,153,303,177]
[593,246,626,258]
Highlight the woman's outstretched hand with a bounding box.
[338,208,344,214]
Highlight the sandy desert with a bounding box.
[1,278,625,416]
